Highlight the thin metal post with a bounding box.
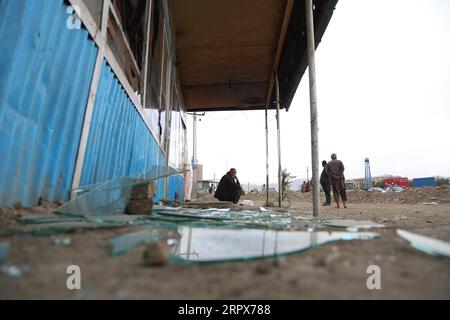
[265,106,269,205]
[305,0,320,217]
[275,74,282,207]
[191,112,197,200]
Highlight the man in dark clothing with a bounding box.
[214,168,245,204]
[325,153,347,208]
[320,160,331,206]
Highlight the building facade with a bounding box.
[0,0,187,207]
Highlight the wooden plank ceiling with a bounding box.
[173,0,288,112]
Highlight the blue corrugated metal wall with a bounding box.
[168,174,184,200]
[80,61,169,200]
[0,0,98,207]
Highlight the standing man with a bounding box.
[320,160,331,206]
[214,168,245,204]
[326,153,347,208]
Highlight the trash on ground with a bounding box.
[385,186,404,193]
[240,200,254,206]
[420,202,439,205]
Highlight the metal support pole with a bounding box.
[305,0,320,217]
[265,106,269,205]
[191,112,197,200]
[275,74,282,207]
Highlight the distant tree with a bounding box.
[436,177,450,186]
[281,169,296,200]
[372,180,384,188]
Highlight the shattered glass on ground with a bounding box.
[109,227,379,263]
[0,165,388,264]
[171,227,379,263]
[397,229,450,258]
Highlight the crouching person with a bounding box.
[214,168,245,204]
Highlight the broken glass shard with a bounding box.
[153,210,321,230]
[324,219,385,229]
[55,165,185,216]
[153,205,182,212]
[52,236,72,245]
[397,229,450,258]
[171,227,379,263]
[1,264,29,277]
[19,214,83,224]
[0,241,10,264]
[110,230,179,256]
[1,221,122,237]
[84,214,153,225]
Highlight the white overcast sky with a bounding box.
[186,0,450,185]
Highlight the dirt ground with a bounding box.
[0,187,449,300]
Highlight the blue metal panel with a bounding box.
[413,177,436,188]
[80,61,167,200]
[0,0,98,207]
[168,174,184,201]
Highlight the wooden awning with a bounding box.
[173,0,338,112]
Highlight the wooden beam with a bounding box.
[142,0,153,110]
[109,3,141,84]
[71,0,110,197]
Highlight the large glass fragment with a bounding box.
[171,227,379,263]
[110,230,179,256]
[397,229,450,258]
[55,166,184,216]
